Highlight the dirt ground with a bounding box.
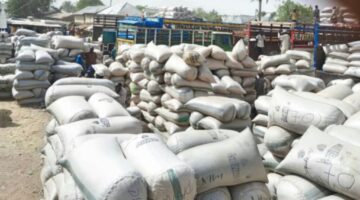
[0,100,50,200]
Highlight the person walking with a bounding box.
[314,5,320,23]
[75,54,84,76]
[278,30,291,54]
[255,30,266,57]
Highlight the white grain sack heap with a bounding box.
[12,49,53,105]
[185,96,252,132]
[321,40,360,78]
[258,50,314,93]
[0,31,14,64]
[176,128,267,193]
[50,60,83,83]
[51,35,87,62]
[0,63,16,98]
[41,81,144,200]
[277,126,360,199]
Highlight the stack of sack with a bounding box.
[116,44,147,106]
[320,6,358,25]
[50,60,83,83]
[107,61,129,86]
[252,74,325,148]
[0,32,14,63]
[43,101,272,200]
[160,43,215,135]
[51,35,86,62]
[323,40,360,78]
[12,49,53,105]
[185,96,252,132]
[253,82,360,199]
[166,128,270,199]
[138,42,173,132]
[153,6,196,20]
[226,40,259,102]
[189,40,257,103]
[0,63,16,98]
[16,34,50,52]
[41,80,144,200]
[258,50,313,93]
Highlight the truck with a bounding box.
[115,16,246,51]
[247,21,360,62]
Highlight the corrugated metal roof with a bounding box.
[97,2,141,16]
[74,5,108,15]
[8,19,62,28]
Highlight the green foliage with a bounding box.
[61,1,76,13]
[276,0,313,23]
[6,0,53,18]
[76,0,103,11]
[193,8,222,22]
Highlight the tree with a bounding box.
[61,1,76,13]
[76,0,104,11]
[6,0,53,18]
[251,0,269,21]
[276,0,313,23]
[193,8,222,22]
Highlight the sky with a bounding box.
[54,0,339,15]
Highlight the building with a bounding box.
[97,2,141,16]
[7,17,64,33]
[73,5,108,25]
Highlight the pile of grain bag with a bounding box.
[50,60,83,82]
[41,79,145,200]
[153,6,196,20]
[226,40,259,102]
[323,40,360,78]
[0,32,14,63]
[191,40,257,103]
[185,96,252,132]
[114,44,147,106]
[51,35,87,62]
[320,6,358,25]
[252,81,360,199]
[159,43,217,135]
[166,128,270,199]
[135,42,175,133]
[12,49,53,105]
[107,61,129,86]
[0,63,16,98]
[258,50,313,92]
[16,34,50,51]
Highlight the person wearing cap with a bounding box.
[278,30,291,54]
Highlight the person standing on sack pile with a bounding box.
[330,6,339,24]
[291,9,299,23]
[255,29,266,58]
[314,5,320,23]
[84,47,97,78]
[278,30,291,54]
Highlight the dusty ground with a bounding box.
[0,100,50,200]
